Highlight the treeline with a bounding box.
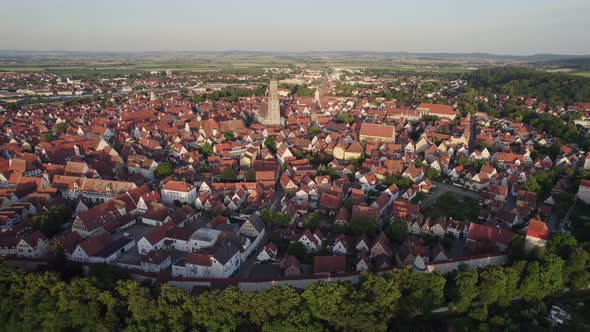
[466,67,590,105]
[279,84,315,97]
[191,86,264,103]
[1,232,589,331]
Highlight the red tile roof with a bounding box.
[313,255,346,274]
[527,219,549,240]
[467,223,516,247]
[359,123,395,139]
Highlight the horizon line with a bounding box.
[1,49,590,58]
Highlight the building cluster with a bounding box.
[0,68,585,280]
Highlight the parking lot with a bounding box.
[112,222,154,266]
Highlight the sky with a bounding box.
[1,0,589,55]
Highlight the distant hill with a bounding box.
[532,57,590,70]
[0,50,588,62]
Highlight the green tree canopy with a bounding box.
[220,167,237,182]
[244,168,256,181]
[264,137,277,153]
[200,142,213,157]
[154,162,174,179]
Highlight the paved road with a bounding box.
[235,230,272,278]
[420,181,480,209]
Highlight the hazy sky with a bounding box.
[1,0,589,55]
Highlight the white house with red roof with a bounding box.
[136,190,161,213]
[525,219,550,253]
[296,229,323,252]
[256,242,278,262]
[161,180,197,205]
[16,231,48,258]
[137,223,176,254]
[331,234,349,255]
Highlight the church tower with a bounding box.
[256,79,282,126]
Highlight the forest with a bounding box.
[0,232,589,331]
[466,67,590,105]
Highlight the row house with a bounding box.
[52,175,137,204]
[127,154,158,180]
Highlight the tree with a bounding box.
[116,279,168,331]
[475,141,492,150]
[57,277,122,331]
[448,264,479,312]
[248,286,317,331]
[197,164,211,173]
[192,287,248,331]
[478,266,508,307]
[392,267,446,318]
[154,162,173,179]
[540,254,564,295]
[42,131,54,142]
[563,248,590,289]
[519,261,544,301]
[220,167,237,182]
[523,176,542,194]
[275,213,291,227]
[54,122,68,133]
[502,261,525,306]
[549,138,562,160]
[31,205,71,237]
[244,168,256,181]
[426,168,439,180]
[224,131,235,141]
[336,113,355,124]
[547,232,578,259]
[200,142,213,157]
[395,176,413,191]
[302,281,354,330]
[303,213,320,230]
[308,125,321,138]
[473,159,486,172]
[358,272,401,328]
[507,236,527,261]
[350,216,378,236]
[342,198,353,213]
[457,157,471,168]
[264,137,277,153]
[287,242,306,259]
[260,209,273,224]
[88,263,131,291]
[385,219,408,243]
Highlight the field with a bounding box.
[546,68,590,77]
[0,53,496,76]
